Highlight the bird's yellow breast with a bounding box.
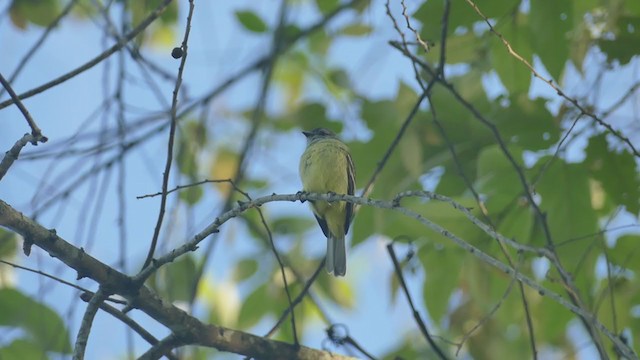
[299,138,350,195]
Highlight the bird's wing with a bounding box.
[344,150,355,235]
[313,212,330,238]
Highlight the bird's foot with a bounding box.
[296,190,308,203]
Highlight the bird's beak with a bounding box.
[302,131,312,138]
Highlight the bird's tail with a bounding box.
[326,234,346,276]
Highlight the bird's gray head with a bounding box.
[302,128,337,144]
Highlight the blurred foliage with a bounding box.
[4,0,640,359]
[0,288,72,358]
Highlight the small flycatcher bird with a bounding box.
[299,128,355,276]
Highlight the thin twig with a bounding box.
[137,333,186,360]
[265,261,325,338]
[358,90,429,200]
[255,206,299,345]
[325,324,377,360]
[73,287,108,360]
[142,0,195,270]
[0,133,34,182]
[437,0,451,74]
[0,73,46,141]
[455,256,520,355]
[387,243,448,359]
[78,292,179,360]
[136,178,236,199]
[601,80,640,119]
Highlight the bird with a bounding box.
[299,128,355,276]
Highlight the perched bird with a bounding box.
[299,128,355,276]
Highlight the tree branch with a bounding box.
[0,191,634,358]
[0,198,357,359]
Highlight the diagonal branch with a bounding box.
[0,73,47,142]
[0,198,356,359]
[0,133,35,182]
[387,243,448,359]
[73,287,108,360]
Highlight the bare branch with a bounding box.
[73,287,108,360]
[0,73,46,142]
[0,133,34,182]
[142,0,195,270]
[387,243,448,359]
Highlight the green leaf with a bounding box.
[158,0,178,24]
[232,258,259,282]
[426,32,484,65]
[490,13,533,94]
[476,144,524,212]
[570,25,591,72]
[179,185,203,205]
[585,134,640,215]
[295,102,333,132]
[532,293,573,344]
[271,216,315,235]
[238,284,272,328]
[598,35,640,66]
[494,95,559,150]
[315,0,339,14]
[282,24,301,43]
[435,162,474,195]
[399,128,423,179]
[534,157,598,289]
[308,29,332,55]
[339,23,373,36]
[0,288,71,354]
[235,10,268,33]
[529,0,572,80]
[0,339,48,360]
[0,228,18,258]
[209,148,238,196]
[328,69,350,88]
[9,0,59,29]
[273,51,309,106]
[610,235,640,274]
[420,242,464,323]
[328,277,356,308]
[496,201,534,243]
[597,276,634,331]
[414,0,519,40]
[599,15,640,65]
[148,255,197,302]
[414,0,477,40]
[167,255,197,302]
[176,138,198,178]
[351,201,375,246]
[420,197,486,247]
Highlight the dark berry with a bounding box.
[171,47,183,59]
